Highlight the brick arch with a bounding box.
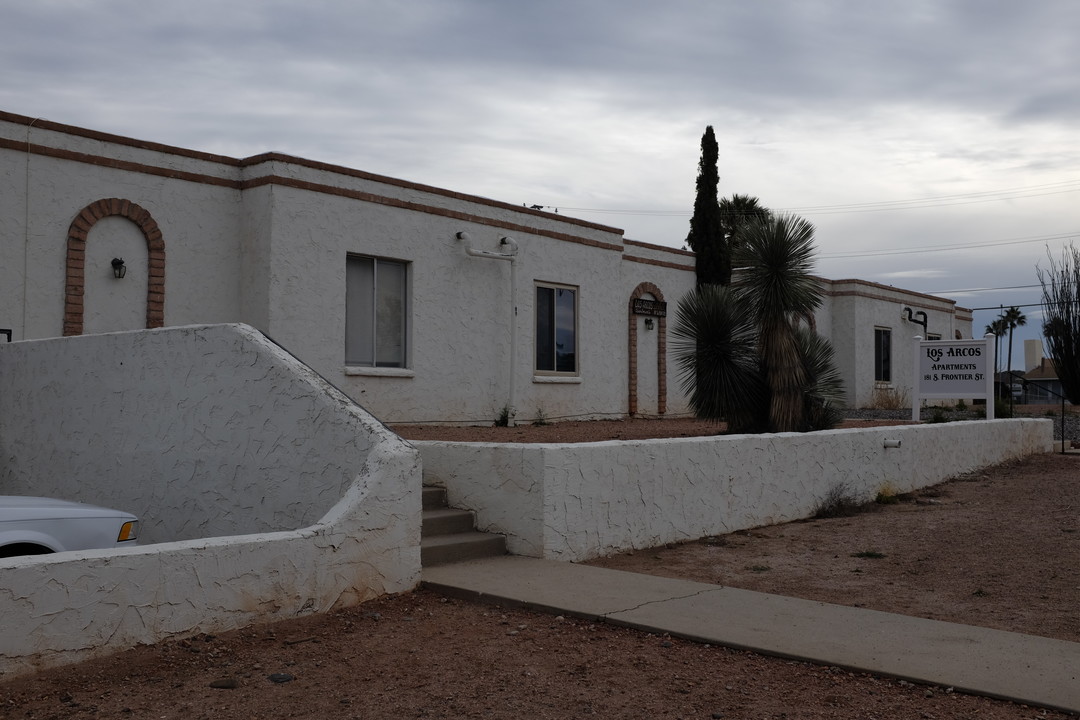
[63,198,165,336]
[628,281,667,416]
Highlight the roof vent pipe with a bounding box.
[456,231,520,426]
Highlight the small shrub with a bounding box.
[813,483,865,518]
[532,408,550,426]
[868,386,908,411]
[494,405,511,427]
[955,399,967,412]
[875,483,900,504]
[994,398,1013,419]
[973,407,987,419]
[928,408,948,423]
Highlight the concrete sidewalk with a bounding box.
[423,555,1080,714]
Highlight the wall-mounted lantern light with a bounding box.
[644,318,655,330]
[111,258,127,279]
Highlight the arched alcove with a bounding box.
[628,281,667,416]
[63,198,165,336]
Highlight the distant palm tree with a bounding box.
[984,317,1007,376]
[1002,306,1027,380]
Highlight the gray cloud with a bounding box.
[2,0,1078,363]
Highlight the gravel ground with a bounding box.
[848,405,1080,444]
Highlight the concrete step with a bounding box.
[422,486,447,510]
[422,507,476,536]
[421,531,507,567]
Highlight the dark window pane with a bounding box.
[555,288,576,372]
[536,287,554,371]
[874,328,891,382]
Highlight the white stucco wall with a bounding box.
[0,324,409,543]
[820,280,973,407]
[0,119,245,341]
[1,112,696,426]
[0,323,421,678]
[258,180,696,425]
[417,419,1051,562]
[3,111,974,426]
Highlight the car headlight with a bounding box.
[117,521,139,542]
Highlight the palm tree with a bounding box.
[734,214,827,432]
[1002,306,1027,380]
[984,317,1007,376]
[718,194,770,285]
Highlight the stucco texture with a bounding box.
[417,419,1052,562]
[0,324,421,678]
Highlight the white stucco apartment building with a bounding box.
[0,110,971,419]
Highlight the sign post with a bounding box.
[912,334,996,422]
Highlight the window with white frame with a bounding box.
[345,255,408,367]
[535,283,578,374]
[874,327,892,383]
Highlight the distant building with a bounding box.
[1024,358,1066,404]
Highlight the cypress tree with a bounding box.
[686,126,725,286]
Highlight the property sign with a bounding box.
[912,336,995,421]
[632,298,667,317]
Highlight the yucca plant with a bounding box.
[674,213,845,433]
[671,284,768,433]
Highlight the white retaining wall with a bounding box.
[416,420,1053,562]
[0,324,421,678]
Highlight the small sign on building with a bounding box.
[632,298,667,317]
[911,335,996,421]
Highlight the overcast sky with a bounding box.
[3,1,1078,371]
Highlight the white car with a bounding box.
[0,496,139,558]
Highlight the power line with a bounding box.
[929,284,1043,294]
[968,302,1049,312]
[820,231,1079,259]
[781,180,1080,215]
[547,179,1080,219]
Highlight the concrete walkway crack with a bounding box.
[602,586,719,618]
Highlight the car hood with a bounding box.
[0,496,137,523]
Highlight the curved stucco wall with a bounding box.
[417,419,1052,562]
[0,438,418,679]
[0,324,421,678]
[0,324,404,543]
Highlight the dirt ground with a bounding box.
[391,415,916,443]
[3,419,1078,719]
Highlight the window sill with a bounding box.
[533,375,582,384]
[345,366,415,378]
